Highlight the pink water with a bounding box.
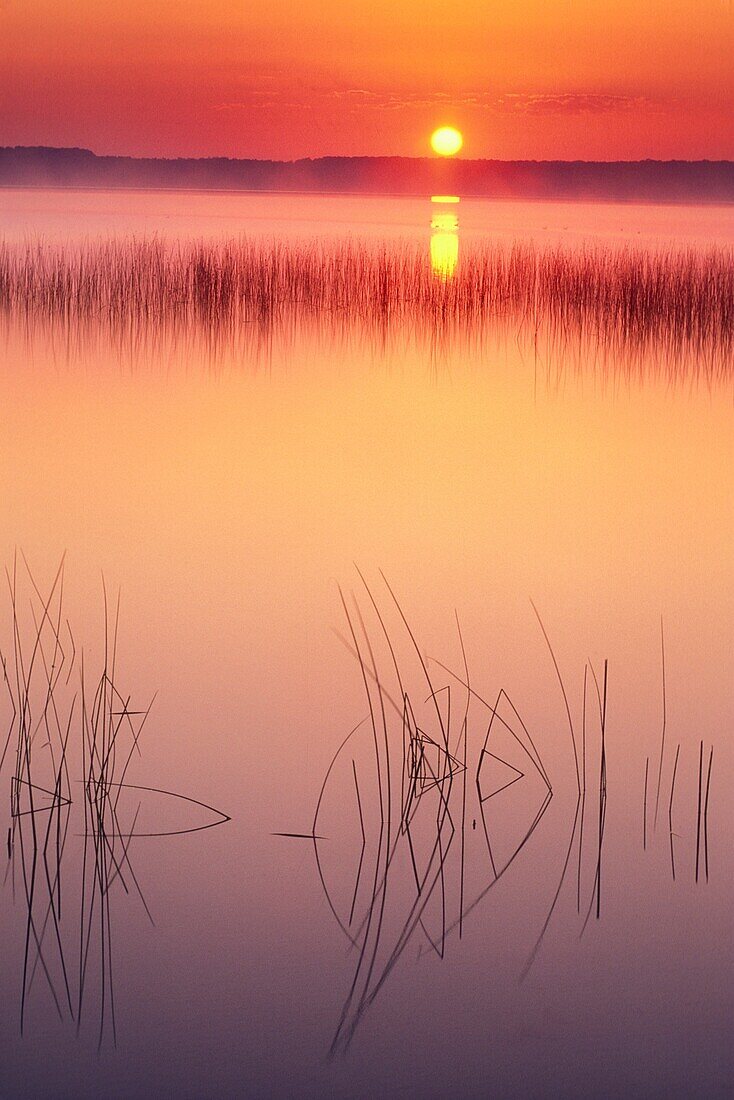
[0,189,731,1098]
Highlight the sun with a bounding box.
[430,127,463,157]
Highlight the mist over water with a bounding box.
[0,189,732,1099]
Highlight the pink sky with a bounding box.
[1,0,733,159]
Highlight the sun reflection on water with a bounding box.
[430,195,459,279]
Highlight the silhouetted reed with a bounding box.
[0,236,732,375]
[1,556,229,1045]
[282,576,723,1054]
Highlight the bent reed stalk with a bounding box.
[0,236,732,372]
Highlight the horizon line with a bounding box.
[3,145,734,167]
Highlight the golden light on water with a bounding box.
[431,213,459,231]
[430,195,459,279]
[430,127,463,157]
[430,229,459,279]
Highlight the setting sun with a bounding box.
[430,127,463,157]
[0,0,731,1095]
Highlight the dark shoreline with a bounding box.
[2,146,734,205]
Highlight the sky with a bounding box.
[1,0,733,160]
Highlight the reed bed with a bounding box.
[1,236,732,374]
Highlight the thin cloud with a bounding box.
[498,92,658,115]
[213,88,666,115]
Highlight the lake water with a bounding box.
[0,188,732,1098]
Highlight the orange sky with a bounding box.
[1,0,733,159]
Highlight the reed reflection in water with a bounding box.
[277,572,721,1057]
[1,557,229,1047]
[1,234,732,378]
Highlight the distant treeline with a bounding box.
[2,146,734,203]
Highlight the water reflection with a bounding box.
[278,573,720,1056]
[430,195,459,278]
[2,230,733,378]
[2,558,230,1045]
[0,191,732,1096]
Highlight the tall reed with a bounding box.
[0,236,731,374]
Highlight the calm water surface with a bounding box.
[0,189,732,1098]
